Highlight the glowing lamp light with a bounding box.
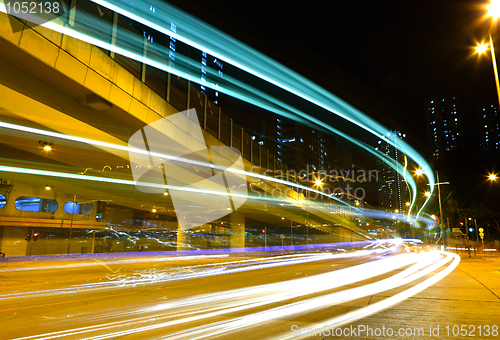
[476,43,488,54]
[487,0,500,21]
[163,192,169,196]
[488,173,497,181]
[39,141,53,151]
[424,191,431,197]
[415,169,424,176]
[314,179,323,187]
[45,185,52,190]
[152,209,157,213]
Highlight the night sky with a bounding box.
[167,0,497,158]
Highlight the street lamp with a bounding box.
[487,0,500,20]
[488,173,498,181]
[476,1,500,105]
[476,43,488,54]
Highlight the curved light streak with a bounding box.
[0,122,349,207]
[16,251,458,340]
[0,1,434,218]
[276,251,460,340]
[172,251,454,340]
[12,250,431,340]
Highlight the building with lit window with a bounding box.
[479,100,500,158]
[424,93,463,161]
[249,118,280,161]
[376,131,409,214]
[251,117,354,191]
[280,119,327,172]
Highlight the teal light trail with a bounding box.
[0,0,435,220]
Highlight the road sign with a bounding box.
[479,228,484,233]
[452,228,462,233]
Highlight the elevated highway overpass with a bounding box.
[0,11,369,256]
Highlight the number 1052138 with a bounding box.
[4,1,60,15]
[445,325,498,337]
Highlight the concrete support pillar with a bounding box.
[230,213,245,250]
[176,224,190,251]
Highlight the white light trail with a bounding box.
[11,251,454,340]
[165,251,454,340]
[274,251,460,339]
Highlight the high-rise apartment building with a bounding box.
[376,131,409,213]
[424,93,463,160]
[280,119,331,172]
[479,100,500,158]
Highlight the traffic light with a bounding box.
[25,233,31,242]
[468,227,474,233]
[262,229,265,233]
[459,222,464,227]
[33,232,39,242]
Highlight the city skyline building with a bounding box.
[479,99,500,159]
[424,93,463,161]
[376,130,409,214]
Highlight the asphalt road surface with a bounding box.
[0,245,463,339]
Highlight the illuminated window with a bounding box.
[64,202,94,215]
[15,197,57,212]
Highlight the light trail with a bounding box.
[0,254,230,273]
[0,0,435,219]
[276,251,461,339]
[0,121,349,206]
[0,160,436,230]
[85,0,434,217]
[12,251,420,340]
[164,251,454,340]
[11,250,458,340]
[0,250,382,301]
